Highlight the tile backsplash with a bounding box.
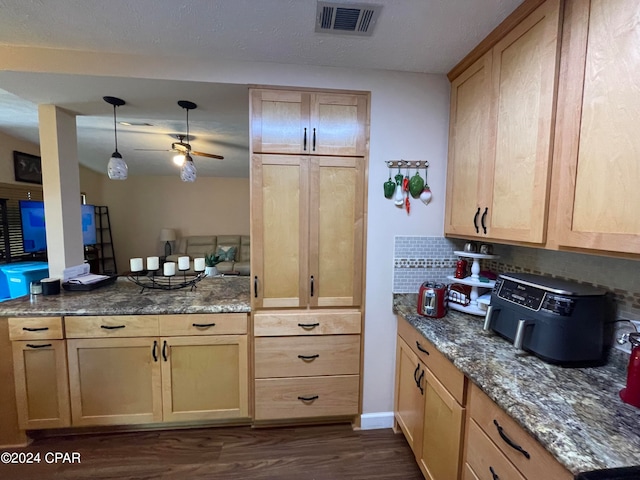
[393,236,640,321]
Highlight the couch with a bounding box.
[166,235,250,275]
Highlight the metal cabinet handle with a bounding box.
[416,368,424,395]
[298,395,319,402]
[152,341,158,362]
[303,127,307,151]
[297,354,320,361]
[298,322,320,329]
[473,207,481,233]
[101,325,125,330]
[490,466,499,480]
[312,128,316,151]
[23,326,49,332]
[310,275,314,297]
[416,341,429,355]
[493,419,531,459]
[481,207,488,234]
[413,363,421,387]
[162,340,168,362]
[26,343,52,349]
[192,323,216,328]
[254,276,258,298]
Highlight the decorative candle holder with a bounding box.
[126,270,206,293]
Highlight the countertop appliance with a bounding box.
[417,282,448,318]
[483,273,608,365]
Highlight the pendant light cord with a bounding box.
[112,104,119,153]
[186,107,190,148]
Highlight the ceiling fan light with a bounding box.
[107,151,128,180]
[173,153,186,166]
[180,155,196,182]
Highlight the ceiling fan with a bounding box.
[136,100,224,160]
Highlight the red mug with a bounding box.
[454,260,468,279]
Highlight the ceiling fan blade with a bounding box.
[134,148,174,152]
[191,150,224,160]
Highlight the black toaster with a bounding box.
[483,273,609,365]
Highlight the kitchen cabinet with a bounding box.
[251,154,364,308]
[8,317,70,429]
[445,0,562,243]
[251,89,368,156]
[254,310,360,421]
[552,0,640,254]
[395,316,467,480]
[65,314,249,427]
[463,383,572,480]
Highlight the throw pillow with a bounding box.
[216,245,237,262]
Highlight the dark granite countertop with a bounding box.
[394,294,640,476]
[0,276,251,316]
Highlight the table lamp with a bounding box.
[160,228,176,257]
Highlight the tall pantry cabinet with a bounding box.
[249,88,369,423]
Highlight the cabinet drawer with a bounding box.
[254,310,361,336]
[468,384,572,480]
[466,420,526,480]
[9,317,63,340]
[65,316,159,338]
[255,335,360,378]
[159,313,248,336]
[255,375,359,420]
[397,316,466,404]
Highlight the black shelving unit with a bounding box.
[94,205,117,274]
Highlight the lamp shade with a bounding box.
[107,151,128,180]
[180,155,197,182]
[160,228,176,242]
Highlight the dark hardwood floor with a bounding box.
[0,424,424,479]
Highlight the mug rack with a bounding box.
[385,160,429,169]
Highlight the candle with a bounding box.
[146,256,159,271]
[178,256,190,271]
[194,257,205,271]
[130,258,143,272]
[163,262,176,276]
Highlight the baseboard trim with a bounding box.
[359,412,395,430]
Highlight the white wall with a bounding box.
[0,46,451,417]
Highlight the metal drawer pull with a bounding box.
[192,323,216,328]
[416,341,429,355]
[23,326,49,332]
[297,354,320,361]
[298,322,320,329]
[152,341,158,362]
[489,466,499,480]
[493,419,531,459]
[101,325,126,330]
[298,395,319,402]
[26,343,52,349]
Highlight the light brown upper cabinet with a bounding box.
[553,0,640,254]
[445,0,562,243]
[251,90,368,156]
[251,154,364,309]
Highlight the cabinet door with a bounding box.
[394,337,424,457]
[554,0,640,253]
[309,156,364,307]
[445,52,494,238]
[251,90,310,154]
[310,93,368,156]
[487,0,561,243]
[418,368,465,480]
[67,337,162,426]
[251,154,309,308]
[12,340,70,429]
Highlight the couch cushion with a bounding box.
[239,236,250,263]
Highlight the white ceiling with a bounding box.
[0,0,523,178]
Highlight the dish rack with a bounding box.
[447,251,498,316]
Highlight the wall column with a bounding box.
[38,105,84,278]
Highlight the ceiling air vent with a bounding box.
[315,2,382,36]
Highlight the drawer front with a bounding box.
[466,420,526,480]
[255,335,360,378]
[468,384,572,480]
[9,317,63,340]
[254,375,359,420]
[65,316,159,338]
[397,315,466,404]
[159,313,248,336]
[254,310,361,336]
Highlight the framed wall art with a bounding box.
[13,151,42,185]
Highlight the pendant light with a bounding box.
[178,100,197,182]
[104,96,128,180]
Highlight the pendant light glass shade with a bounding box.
[173,153,186,166]
[103,96,127,180]
[180,154,196,182]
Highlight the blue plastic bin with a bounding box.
[0,262,49,299]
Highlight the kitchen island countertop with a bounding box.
[394,294,640,476]
[0,276,251,316]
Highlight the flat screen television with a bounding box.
[18,201,98,253]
